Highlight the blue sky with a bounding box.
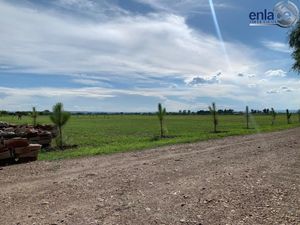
[0,0,299,112]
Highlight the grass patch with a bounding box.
[0,114,299,161]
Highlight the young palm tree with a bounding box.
[50,103,71,149]
[286,109,292,124]
[271,108,277,126]
[298,109,300,123]
[157,103,166,138]
[245,106,250,129]
[31,107,38,127]
[209,102,218,133]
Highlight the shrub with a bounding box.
[271,108,276,126]
[157,103,166,138]
[50,103,71,149]
[209,102,218,133]
[286,109,292,124]
[245,106,250,129]
[31,107,38,127]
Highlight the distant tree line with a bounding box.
[0,108,297,117]
[0,110,51,117]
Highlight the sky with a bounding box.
[0,0,300,112]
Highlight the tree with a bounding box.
[157,103,166,138]
[16,112,22,120]
[40,110,51,116]
[286,109,292,124]
[31,107,38,127]
[263,108,268,114]
[50,103,71,149]
[289,22,300,73]
[245,106,250,129]
[0,110,6,117]
[209,102,218,133]
[271,108,277,126]
[298,109,300,123]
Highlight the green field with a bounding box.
[1,114,299,160]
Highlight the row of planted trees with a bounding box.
[29,102,300,146]
[157,102,300,137]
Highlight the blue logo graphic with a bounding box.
[249,0,299,28]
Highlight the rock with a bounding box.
[0,123,58,148]
[86,172,97,177]
[0,122,58,161]
[4,138,29,148]
[97,198,104,202]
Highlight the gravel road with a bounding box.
[0,128,299,225]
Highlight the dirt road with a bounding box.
[0,128,299,225]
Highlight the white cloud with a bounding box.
[134,0,232,15]
[0,87,115,99]
[0,72,299,111]
[57,0,95,9]
[262,41,290,53]
[280,86,293,92]
[0,1,257,80]
[265,69,287,77]
[53,0,129,19]
[248,84,257,88]
[72,79,100,85]
[71,78,111,87]
[266,85,295,95]
[267,89,279,94]
[186,72,221,86]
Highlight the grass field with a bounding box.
[1,114,299,160]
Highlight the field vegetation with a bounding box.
[0,113,299,161]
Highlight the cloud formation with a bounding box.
[0,0,257,80]
[265,69,287,77]
[186,72,221,86]
[134,0,232,15]
[0,0,298,111]
[262,41,290,53]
